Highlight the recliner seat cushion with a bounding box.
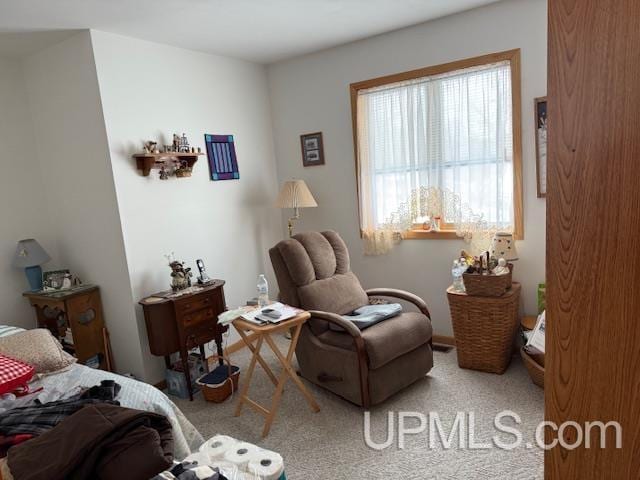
[317,312,433,369]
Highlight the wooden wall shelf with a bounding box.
[133,152,204,176]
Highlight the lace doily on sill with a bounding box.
[362,187,512,256]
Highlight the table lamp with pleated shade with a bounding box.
[275,179,318,237]
[490,232,519,261]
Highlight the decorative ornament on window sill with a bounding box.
[362,186,513,256]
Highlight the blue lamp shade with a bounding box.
[12,239,51,291]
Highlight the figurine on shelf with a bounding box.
[144,140,158,154]
[492,258,510,276]
[168,260,193,291]
[159,166,170,180]
[179,133,190,153]
[172,134,181,152]
[174,160,192,178]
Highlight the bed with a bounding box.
[37,363,204,459]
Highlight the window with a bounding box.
[350,50,523,241]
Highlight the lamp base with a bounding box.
[287,207,300,238]
[25,265,43,291]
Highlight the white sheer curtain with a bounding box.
[356,61,514,254]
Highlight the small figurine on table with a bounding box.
[492,258,510,276]
[169,260,193,291]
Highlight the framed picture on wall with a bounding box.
[300,132,325,167]
[534,97,547,198]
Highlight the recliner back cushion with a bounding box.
[271,231,368,315]
[298,272,367,315]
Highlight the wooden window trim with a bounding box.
[350,49,524,240]
[403,230,460,240]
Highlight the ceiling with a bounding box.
[0,0,502,63]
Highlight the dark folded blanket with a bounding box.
[7,403,174,480]
[0,398,117,436]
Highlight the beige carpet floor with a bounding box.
[174,337,543,479]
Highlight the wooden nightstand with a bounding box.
[23,285,113,371]
[139,281,228,401]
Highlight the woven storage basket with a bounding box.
[196,355,240,403]
[520,347,544,388]
[462,263,513,297]
[447,283,521,374]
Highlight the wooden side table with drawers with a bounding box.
[139,280,227,400]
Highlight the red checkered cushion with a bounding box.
[0,354,35,395]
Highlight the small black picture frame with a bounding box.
[300,132,325,167]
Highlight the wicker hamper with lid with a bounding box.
[447,283,521,374]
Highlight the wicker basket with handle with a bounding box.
[447,283,521,374]
[520,347,544,388]
[462,263,513,297]
[196,355,240,403]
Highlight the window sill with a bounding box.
[403,230,460,240]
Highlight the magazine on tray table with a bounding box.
[240,302,303,325]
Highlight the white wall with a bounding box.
[0,57,60,328]
[267,0,547,336]
[21,32,145,377]
[90,31,283,382]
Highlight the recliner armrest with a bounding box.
[308,310,363,338]
[365,288,431,319]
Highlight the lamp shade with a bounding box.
[275,180,318,209]
[490,232,518,261]
[12,239,51,268]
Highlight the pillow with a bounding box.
[0,329,76,374]
[0,325,26,338]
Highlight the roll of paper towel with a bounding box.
[247,450,284,480]
[223,442,258,470]
[199,434,238,460]
[210,461,242,480]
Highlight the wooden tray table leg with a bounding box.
[236,328,279,386]
[264,326,320,413]
[234,335,264,417]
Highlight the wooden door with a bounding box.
[547,0,640,478]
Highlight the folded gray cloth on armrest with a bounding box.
[328,303,402,332]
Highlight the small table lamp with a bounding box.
[275,179,318,237]
[12,239,51,291]
[490,232,519,261]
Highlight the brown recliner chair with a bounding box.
[269,230,433,407]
